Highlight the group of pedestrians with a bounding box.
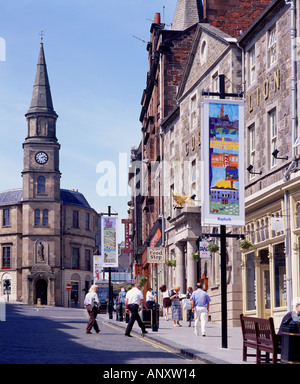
[83,281,211,338]
[159,282,211,336]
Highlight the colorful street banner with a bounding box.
[93,255,103,283]
[101,216,118,267]
[201,99,245,226]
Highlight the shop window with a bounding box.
[265,217,269,240]
[251,223,255,243]
[274,243,286,308]
[246,252,256,311]
[261,219,265,242]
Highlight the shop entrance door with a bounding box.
[261,265,271,318]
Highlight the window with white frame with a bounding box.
[249,47,256,84]
[170,127,175,156]
[191,159,196,195]
[200,40,207,65]
[268,25,277,67]
[248,124,255,179]
[191,95,197,130]
[212,72,219,98]
[269,109,277,167]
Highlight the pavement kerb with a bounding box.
[101,316,214,364]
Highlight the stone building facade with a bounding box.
[0,43,99,307]
[239,0,300,328]
[128,0,279,323]
[162,23,244,326]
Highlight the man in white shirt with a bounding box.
[125,283,148,337]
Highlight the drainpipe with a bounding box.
[159,49,165,248]
[159,37,165,295]
[284,0,296,311]
[284,0,297,182]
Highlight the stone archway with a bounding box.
[35,278,47,305]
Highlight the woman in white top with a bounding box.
[84,284,100,334]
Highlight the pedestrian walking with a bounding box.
[160,284,171,320]
[186,287,194,327]
[191,282,211,336]
[170,286,182,327]
[124,283,148,337]
[118,287,126,317]
[84,284,100,334]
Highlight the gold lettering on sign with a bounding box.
[248,69,280,113]
[249,94,253,113]
[185,142,189,156]
[191,135,195,151]
[264,79,269,100]
[274,68,280,90]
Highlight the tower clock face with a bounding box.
[35,151,48,164]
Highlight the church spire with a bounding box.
[26,42,56,116]
[24,42,58,142]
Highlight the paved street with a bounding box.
[0,304,202,366]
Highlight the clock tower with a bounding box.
[22,42,61,305]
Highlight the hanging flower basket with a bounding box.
[166,260,176,267]
[191,252,199,261]
[239,240,253,250]
[207,243,219,253]
[139,277,147,287]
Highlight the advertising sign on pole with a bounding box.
[201,99,245,227]
[101,216,118,268]
[199,240,211,259]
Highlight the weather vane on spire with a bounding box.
[40,28,45,43]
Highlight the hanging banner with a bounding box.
[121,219,132,253]
[201,99,245,226]
[93,255,103,283]
[101,216,118,268]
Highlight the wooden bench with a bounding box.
[240,314,282,364]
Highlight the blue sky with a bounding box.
[0,0,177,242]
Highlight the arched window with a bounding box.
[43,209,48,226]
[34,209,40,225]
[37,176,45,194]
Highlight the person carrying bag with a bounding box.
[84,284,101,334]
